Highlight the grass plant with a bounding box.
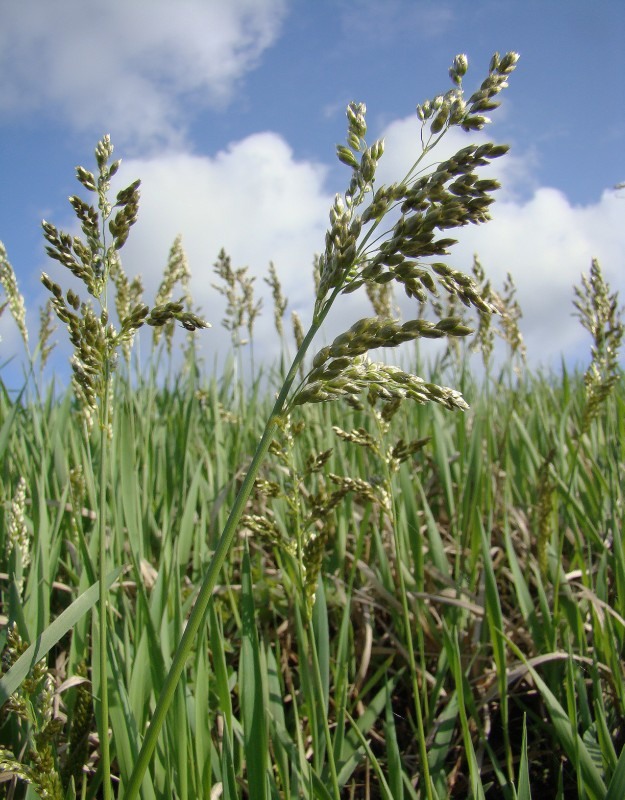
[0,51,624,799]
[0,308,623,797]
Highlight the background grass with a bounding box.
[1,342,623,798]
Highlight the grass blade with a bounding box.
[505,638,606,800]
[443,623,486,800]
[240,537,269,800]
[606,743,625,800]
[0,567,122,706]
[384,681,404,800]
[344,710,395,800]
[516,714,532,800]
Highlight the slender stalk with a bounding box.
[374,416,434,800]
[551,440,582,629]
[124,317,326,799]
[121,57,519,796]
[306,613,341,798]
[393,514,434,798]
[97,362,112,800]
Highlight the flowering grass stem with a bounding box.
[124,318,324,798]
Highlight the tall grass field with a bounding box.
[1,52,624,799]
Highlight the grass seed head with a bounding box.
[303,529,330,612]
[265,261,288,338]
[37,298,57,370]
[574,259,624,432]
[0,241,29,348]
[6,477,30,595]
[212,248,260,348]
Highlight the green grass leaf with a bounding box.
[240,538,269,800]
[0,567,122,706]
[606,743,625,800]
[516,714,532,800]
[506,639,607,800]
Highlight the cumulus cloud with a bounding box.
[374,117,625,368]
[116,132,332,369]
[109,116,625,376]
[13,114,624,386]
[459,187,624,364]
[0,0,287,150]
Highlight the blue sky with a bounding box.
[1,0,624,386]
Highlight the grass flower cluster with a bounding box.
[0,243,28,350]
[1,51,624,800]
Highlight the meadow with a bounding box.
[1,52,624,799]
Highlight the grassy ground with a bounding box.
[1,349,623,798]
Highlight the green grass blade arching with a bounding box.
[480,521,513,782]
[384,681,405,800]
[344,710,396,800]
[0,568,122,706]
[506,639,607,800]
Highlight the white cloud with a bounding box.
[11,114,623,386]
[0,0,287,149]
[116,132,332,369]
[458,187,625,366]
[373,117,625,369]
[114,118,625,376]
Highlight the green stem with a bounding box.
[552,436,582,630]
[124,317,325,800]
[98,369,112,800]
[124,120,456,800]
[375,419,434,800]
[392,521,434,799]
[306,612,341,798]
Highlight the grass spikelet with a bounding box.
[366,279,396,318]
[42,138,208,427]
[212,247,262,350]
[109,258,144,363]
[298,52,519,415]
[37,298,57,371]
[495,271,526,368]
[291,310,306,379]
[302,529,331,612]
[265,261,288,338]
[295,356,471,410]
[5,476,30,595]
[470,254,496,368]
[152,233,193,356]
[1,625,64,800]
[241,512,288,551]
[573,258,624,433]
[61,662,94,790]
[291,310,305,352]
[0,240,29,349]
